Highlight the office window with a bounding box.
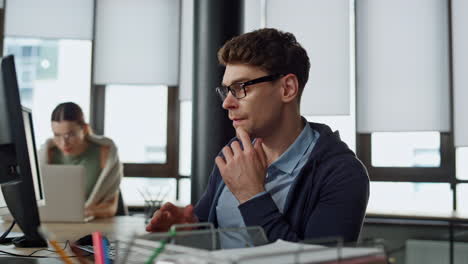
[21,46,34,57]
[105,85,168,164]
[3,38,92,147]
[367,182,452,216]
[178,178,191,205]
[178,100,192,176]
[120,177,176,207]
[457,184,468,217]
[102,84,180,204]
[360,131,455,216]
[177,100,192,204]
[372,132,441,167]
[456,147,468,180]
[456,148,468,217]
[305,115,356,152]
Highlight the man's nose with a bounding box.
[222,92,238,109]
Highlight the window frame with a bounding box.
[357,132,458,212]
[90,84,185,198]
[356,132,456,183]
[353,0,463,215]
[0,8,4,55]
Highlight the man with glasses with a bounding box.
[146,28,369,246]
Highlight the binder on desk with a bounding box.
[139,223,269,250]
[114,223,387,264]
[210,239,387,264]
[120,238,387,264]
[116,224,269,263]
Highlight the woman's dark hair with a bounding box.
[51,102,86,127]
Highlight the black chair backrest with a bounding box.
[116,190,128,216]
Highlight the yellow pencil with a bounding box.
[49,239,74,264]
[38,226,73,264]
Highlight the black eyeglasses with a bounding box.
[215,73,285,100]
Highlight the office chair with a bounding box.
[116,190,128,216]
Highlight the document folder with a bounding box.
[114,223,387,264]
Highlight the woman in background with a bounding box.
[40,102,123,218]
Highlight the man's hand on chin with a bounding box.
[215,127,268,204]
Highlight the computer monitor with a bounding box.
[0,55,47,247]
[0,109,45,214]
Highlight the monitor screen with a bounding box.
[21,108,45,205]
[0,55,47,247]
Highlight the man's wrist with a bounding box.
[239,190,267,204]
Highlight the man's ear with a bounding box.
[281,74,299,103]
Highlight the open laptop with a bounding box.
[39,165,94,222]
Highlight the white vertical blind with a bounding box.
[94,0,180,85]
[452,0,468,147]
[266,0,351,116]
[179,0,194,101]
[356,0,451,133]
[4,0,94,40]
[243,0,264,33]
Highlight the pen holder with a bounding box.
[144,199,163,224]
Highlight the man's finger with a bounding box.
[230,141,242,156]
[160,202,175,212]
[145,224,153,232]
[146,204,175,231]
[184,204,194,217]
[149,209,163,226]
[222,146,234,161]
[151,208,162,219]
[146,211,162,231]
[183,204,196,222]
[236,127,253,151]
[149,209,173,231]
[254,138,267,167]
[215,156,226,170]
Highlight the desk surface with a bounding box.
[0,216,146,259]
[39,215,146,242]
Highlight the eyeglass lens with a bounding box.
[217,83,245,100]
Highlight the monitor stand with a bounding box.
[0,225,46,248]
[12,235,47,248]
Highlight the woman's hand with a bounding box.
[85,193,119,218]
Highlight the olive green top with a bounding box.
[51,141,102,198]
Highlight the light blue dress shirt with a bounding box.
[216,121,320,248]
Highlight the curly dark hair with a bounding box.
[218,28,310,99]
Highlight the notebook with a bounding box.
[39,165,94,222]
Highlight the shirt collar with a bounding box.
[270,120,315,175]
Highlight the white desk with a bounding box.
[0,216,146,260]
[40,215,146,241]
[0,217,388,264]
